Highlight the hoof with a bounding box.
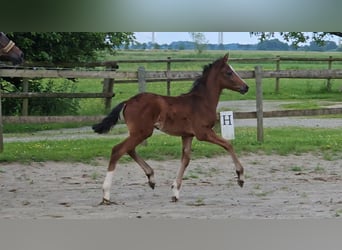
[148,181,155,190]
[171,196,179,202]
[99,198,119,206]
[236,170,244,188]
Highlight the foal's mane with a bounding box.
[187,57,223,93]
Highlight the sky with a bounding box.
[135,32,270,45]
[134,32,341,45]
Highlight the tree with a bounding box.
[257,39,289,51]
[251,32,342,47]
[306,41,338,51]
[1,32,135,115]
[6,32,135,63]
[189,32,208,54]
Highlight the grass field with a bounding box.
[2,50,342,162]
[1,127,342,163]
[77,50,342,115]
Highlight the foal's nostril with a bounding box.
[240,85,249,94]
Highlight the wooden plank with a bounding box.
[1,92,113,98]
[7,56,342,71]
[5,107,342,125]
[0,68,256,80]
[0,68,137,79]
[2,115,105,124]
[263,69,342,79]
[218,108,342,120]
[2,68,342,81]
[279,57,342,62]
[262,108,342,118]
[233,108,342,119]
[4,107,342,124]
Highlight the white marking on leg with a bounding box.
[102,171,114,201]
[171,180,180,200]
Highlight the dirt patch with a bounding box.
[1,153,341,219]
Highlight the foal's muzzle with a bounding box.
[240,85,249,94]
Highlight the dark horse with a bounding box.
[0,32,24,65]
[93,53,249,204]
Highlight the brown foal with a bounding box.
[93,53,249,204]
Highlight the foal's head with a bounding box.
[0,32,24,65]
[210,53,249,94]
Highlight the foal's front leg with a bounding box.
[197,129,244,187]
[171,136,193,202]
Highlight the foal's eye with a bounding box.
[227,71,233,76]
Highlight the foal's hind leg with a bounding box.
[171,136,193,202]
[101,136,145,205]
[128,150,156,189]
[197,129,244,187]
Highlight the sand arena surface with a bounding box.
[1,153,341,219]
[1,100,342,219]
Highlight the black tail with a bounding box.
[92,102,126,134]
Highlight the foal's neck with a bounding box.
[191,78,222,112]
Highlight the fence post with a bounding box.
[166,57,171,96]
[22,78,29,116]
[138,66,147,145]
[138,66,146,93]
[275,55,280,93]
[255,65,264,143]
[102,65,115,113]
[327,56,332,91]
[0,89,3,152]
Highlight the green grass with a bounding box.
[290,166,303,172]
[280,101,322,110]
[1,127,341,163]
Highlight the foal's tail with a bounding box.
[92,101,126,134]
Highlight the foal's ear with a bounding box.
[223,53,229,63]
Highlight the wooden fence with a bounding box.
[1,56,342,151]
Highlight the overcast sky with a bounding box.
[134,32,341,45]
[135,32,269,44]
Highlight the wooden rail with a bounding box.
[1,92,114,98]
[2,68,342,81]
[3,107,342,124]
